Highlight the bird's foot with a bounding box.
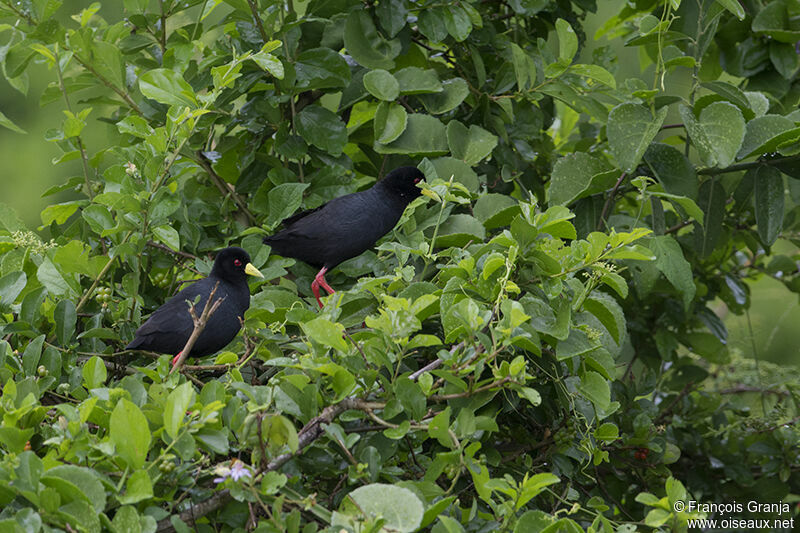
[311,267,335,309]
[172,352,182,367]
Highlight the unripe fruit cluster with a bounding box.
[95,286,113,303]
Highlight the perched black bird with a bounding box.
[125,247,263,362]
[263,166,424,307]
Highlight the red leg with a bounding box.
[311,266,335,308]
[172,351,182,367]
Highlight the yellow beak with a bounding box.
[245,263,264,278]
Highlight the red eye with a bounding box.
[414,177,422,184]
[234,259,242,267]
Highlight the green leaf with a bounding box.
[139,68,197,108]
[549,152,617,205]
[396,377,426,420]
[738,115,800,160]
[110,399,151,469]
[265,183,309,229]
[579,371,610,410]
[594,422,619,441]
[164,382,195,439]
[752,1,800,43]
[417,9,448,43]
[647,236,696,310]
[37,257,76,297]
[0,271,27,307]
[510,43,535,91]
[680,102,745,169]
[443,5,472,41]
[685,332,729,363]
[111,506,143,533]
[754,165,784,246]
[152,224,180,251]
[344,11,401,69]
[296,105,347,156]
[92,41,125,90]
[0,109,26,134]
[54,299,76,345]
[434,214,486,248]
[428,407,453,447]
[375,114,448,155]
[363,69,400,101]
[429,157,479,192]
[715,0,745,20]
[474,193,519,228]
[117,115,154,138]
[376,0,408,37]
[584,296,623,344]
[567,64,616,88]
[81,356,107,389]
[22,334,44,376]
[41,201,81,225]
[42,465,106,512]
[295,48,350,90]
[643,143,698,200]
[418,78,469,114]
[374,101,408,144]
[332,484,424,533]
[555,18,578,61]
[301,317,348,352]
[0,202,26,231]
[769,41,799,79]
[251,49,284,79]
[394,67,443,95]
[607,103,668,173]
[0,427,34,453]
[694,180,726,258]
[446,120,498,165]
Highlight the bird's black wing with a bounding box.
[126,279,212,352]
[279,204,326,227]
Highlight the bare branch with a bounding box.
[170,282,225,373]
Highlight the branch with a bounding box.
[409,340,466,381]
[245,0,269,42]
[70,53,143,115]
[170,282,225,373]
[719,385,790,397]
[597,172,627,231]
[697,154,800,176]
[154,397,385,532]
[428,376,514,402]
[147,240,198,261]
[194,152,258,226]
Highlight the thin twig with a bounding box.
[697,155,800,176]
[170,282,225,373]
[409,340,466,381]
[71,53,143,115]
[146,240,199,261]
[194,152,258,225]
[428,376,514,402]
[245,0,269,42]
[597,172,627,231]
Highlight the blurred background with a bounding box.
[1,0,797,366]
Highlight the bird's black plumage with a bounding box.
[125,247,263,357]
[263,166,424,306]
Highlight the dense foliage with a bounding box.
[1,0,799,531]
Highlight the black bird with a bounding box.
[125,247,263,362]
[263,166,424,307]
